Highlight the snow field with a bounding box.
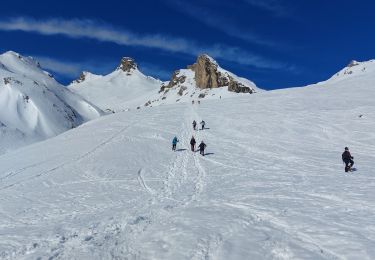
[0,82,374,259]
[0,56,374,259]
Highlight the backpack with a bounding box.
[342,151,350,161]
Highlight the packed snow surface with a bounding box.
[0,60,375,259]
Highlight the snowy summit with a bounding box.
[69,54,259,112]
[0,51,102,154]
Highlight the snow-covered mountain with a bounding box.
[69,54,259,111]
[326,59,375,83]
[139,54,259,108]
[0,51,102,154]
[68,57,162,112]
[0,58,374,259]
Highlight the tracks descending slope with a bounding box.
[117,104,211,259]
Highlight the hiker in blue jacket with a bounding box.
[172,136,179,151]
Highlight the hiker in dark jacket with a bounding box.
[198,141,206,156]
[190,136,196,152]
[200,120,206,130]
[342,147,354,172]
[192,120,197,130]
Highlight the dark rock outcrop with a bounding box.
[189,54,255,93]
[117,57,138,72]
[189,54,229,89]
[167,70,186,88]
[161,54,256,94]
[72,72,88,84]
[228,76,253,93]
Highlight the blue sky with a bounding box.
[0,0,374,89]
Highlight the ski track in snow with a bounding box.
[0,124,132,191]
[117,104,213,259]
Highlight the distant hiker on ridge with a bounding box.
[190,136,196,152]
[342,147,354,172]
[198,141,207,156]
[172,136,179,151]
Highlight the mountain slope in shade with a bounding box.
[0,51,103,154]
[0,58,374,259]
[68,57,162,112]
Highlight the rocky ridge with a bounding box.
[117,57,138,73]
[163,54,256,94]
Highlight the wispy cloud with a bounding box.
[35,56,115,79]
[36,57,83,77]
[163,0,275,47]
[243,0,289,17]
[0,17,292,70]
[0,17,190,53]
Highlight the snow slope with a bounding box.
[327,59,375,83]
[0,51,103,154]
[68,60,162,112]
[0,61,375,259]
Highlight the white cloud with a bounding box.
[0,17,291,70]
[35,56,115,79]
[243,0,288,17]
[36,57,82,77]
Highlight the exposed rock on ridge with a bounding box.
[164,54,255,94]
[72,71,89,84]
[167,70,186,89]
[117,57,138,73]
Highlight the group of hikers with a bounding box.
[192,120,205,130]
[172,120,208,156]
[174,121,355,171]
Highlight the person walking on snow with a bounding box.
[190,136,196,152]
[192,120,197,130]
[172,136,179,151]
[342,147,354,172]
[198,141,207,156]
[200,120,206,130]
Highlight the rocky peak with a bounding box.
[189,54,225,89]
[166,70,187,89]
[190,54,254,93]
[72,71,90,84]
[347,60,359,68]
[117,57,138,72]
[161,54,256,94]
